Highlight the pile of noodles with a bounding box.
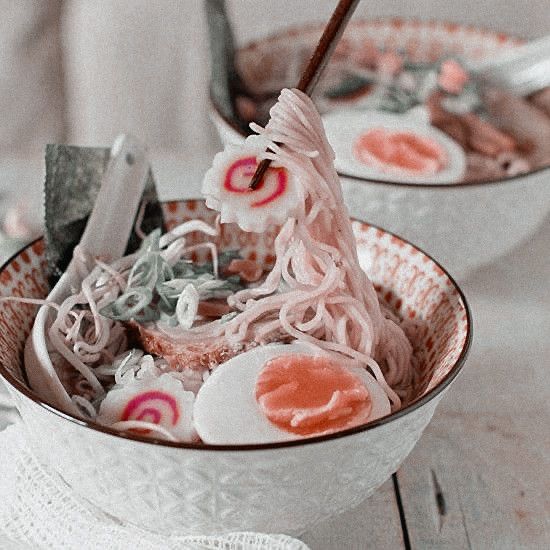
[14,88,415,413]
[204,88,414,407]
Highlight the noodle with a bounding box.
[20,88,416,442]
[205,88,413,407]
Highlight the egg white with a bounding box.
[193,342,391,445]
[322,108,466,185]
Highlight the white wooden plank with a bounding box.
[397,217,550,550]
[301,478,405,550]
[398,406,550,549]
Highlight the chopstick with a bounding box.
[249,0,361,189]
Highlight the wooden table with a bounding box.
[1,155,549,549]
[303,213,550,550]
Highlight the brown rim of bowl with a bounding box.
[0,204,473,451]
[210,16,550,189]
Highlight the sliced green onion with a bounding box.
[100,287,153,321]
[176,284,199,329]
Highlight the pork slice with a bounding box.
[484,88,550,165]
[126,321,244,370]
[127,321,291,371]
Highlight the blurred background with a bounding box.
[2,0,550,159]
[0,0,549,242]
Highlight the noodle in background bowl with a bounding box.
[0,200,471,535]
[211,18,550,280]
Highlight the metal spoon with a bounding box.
[25,134,149,415]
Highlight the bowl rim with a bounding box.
[0,200,473,452]
[210,16,550,190]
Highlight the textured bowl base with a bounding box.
[341,174,550,280]
[11,383,440,535]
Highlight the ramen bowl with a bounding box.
[0,199,471,535]
[211,18,550,279]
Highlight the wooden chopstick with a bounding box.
[249,0,361,189]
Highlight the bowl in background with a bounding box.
[210,18,550,280]
[0,199,471,535]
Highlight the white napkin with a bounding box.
[0,422,309,550]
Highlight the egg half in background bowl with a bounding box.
[0,199,471,535]
[210,18,550,280]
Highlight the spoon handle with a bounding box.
[79,134,149,267]
[24,135,150,415]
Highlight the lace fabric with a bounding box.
[0,423,309,550]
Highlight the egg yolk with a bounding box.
[255,355,372,436]
[353,128,448,174]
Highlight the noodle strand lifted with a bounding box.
[203,88,414,408]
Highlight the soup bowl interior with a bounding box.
[211,18,550,279]
[0,199,471,535]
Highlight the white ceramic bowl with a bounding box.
[210,18,550,280]
[0,200,471,536]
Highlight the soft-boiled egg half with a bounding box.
[322,107,466,184]
[193,342,391,445]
